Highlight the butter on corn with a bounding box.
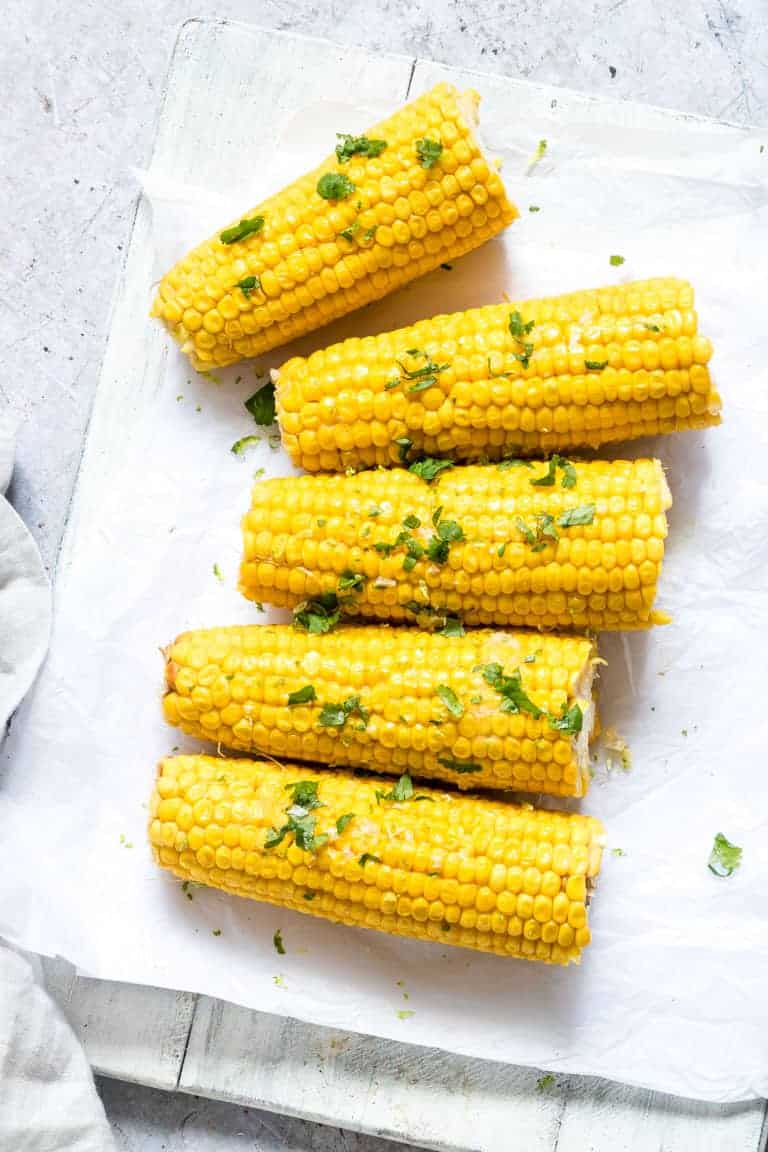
[274,277,719,471]
[149,754,606,963]
[239,458,671,632]
[163,625,599,798]
[152,83,517,370]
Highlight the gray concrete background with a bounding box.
[3,0,765,1146]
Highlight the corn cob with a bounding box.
[240,458,671,631]
[151,84,517,370]
[163,625,598,797]
[274,277,719,471]
[149,754,605,963]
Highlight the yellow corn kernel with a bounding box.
[239,458,671,631]
[152,85,517,369]
[163,625,599,798]
[149,755,605,963]
[274,277,719,471]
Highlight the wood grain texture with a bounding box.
[41,957,196,1091]
[35,18,768,1150]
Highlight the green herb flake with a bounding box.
[395,437,413,463]
[508,311,536,341]
[273,974,285,987]
[644,323,662,333]
[368,504,382,517]
[479,662,543,718]
[440,262,453,270]
[439,616,465,637]
[231,435,262,455]
[118,833,133,848]
[375,774,432,804]
[536,1073,555,1092]
[415,138,443,168]
[530,454,576,489]
[557,504,595,528]
[548,701,584,735]
[336,813,355,834]
[337,570,366,597]
[236,275,261,299]
[436,685,463,718]
[273,928,286,954]
[245,381,276,425]
[611,847,626,857]
[585,359,609,371]
[318,695,370,729]
[426,517,464,565]
[220,216,265,245]
[528,139,548,172]
[402,513,421,529]
[609,254,625,266]
[335,133,387,163]
[288,684,317,707]
[317,172,356,201]
[437,756,481,774]
[708,832,742,878]
[397,1009,416,1020]
[303,890,316,900]
[409,457,454,483]
[528,205,541,212]
[498,457,534,471]
[293,593,340,634]
[359,853,382,867]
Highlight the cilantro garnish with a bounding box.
[318,695,370,729]
[426,515,464,564]
[265,780,329,853]
[335,133,387,163]
[708,833,742,878]
[530,454,576,488]
[508,310,536,368]
[527,139,547,173]
[415,138,443,168]
[287,685,317,707]
[293,592,341,634]
[548,701,584,735]
[212,563,223,582]
[585,359,609,371]
[557,504,595,528]
[478,662,544,717]
[359,852,382,866]
[336,813,355,834]
[388,349,450,394]
[437,756,481,774]
[497,457,534,471]
[244,380,276,425]
[317,172,356,200]
[220,216,265,245]
[236,275,261,299]
[439,616,465,637]
[436,685,463,718]
[375,774,433,803]
[409,457,454,482]
[337,570,366,598]
[395,437,413,463]
[536,1074,555,1092]
[609,254,625,266]
[273,929,286,955]
[231,435,262,455]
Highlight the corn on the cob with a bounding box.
[149,754,605,962]
[151,84,517,370]
[163,625,598,797]
[274,277,719,471]
[240,458,670,631]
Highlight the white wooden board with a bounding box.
[36,18,768,1150]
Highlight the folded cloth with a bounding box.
[0,945,115,1151]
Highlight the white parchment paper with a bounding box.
[2,88,768,1102]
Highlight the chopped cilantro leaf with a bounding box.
[611,847,626,857]
[402,513,421,529]
[288,684,317,707]
[273,929,286,955]
[585,359,609,371]
[336,813,355,834]
[508,310,535,340]
[397,1009,415,1020]
[303,890,316,900]
[426,518,464,564]
[527,139,547,172]
[212,928,222,937]
[498,457,534,471]
[439,616,464,637]
[220,216,265,244]
[375,774,432,803]
[437,756,481,774]
[231,435,262,455]
[536,1074,555,1092]
[415,138,443,168]
[548,701,584,735]
[335,133,388,163]
[395,437,413,463]
[479,662,543,718]
[244,381,276,425]
[293,593,341,634]
[317,172,356,200]
[236,275,261,298]
[359,852,382,867]
[337,570,366,597]
[409,457,454,482]
[557,504,595,528]
[318,695,370,729]
[436,685,463,717]
[528,205,541,212]
[609,254,625,266]
[530,454,575,488]
[708,832,742,877]
[212,563,223,582]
